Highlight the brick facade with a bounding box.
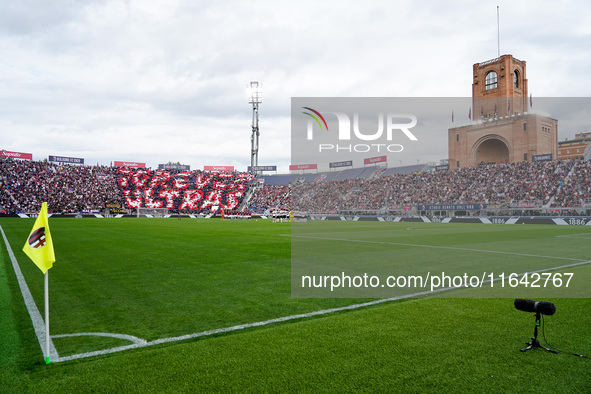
[558,132,591,160]
[448,55,558,168]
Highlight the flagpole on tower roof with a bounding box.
[497,6,500,57]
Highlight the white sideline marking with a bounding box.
[53,287,454,363]
[0,225,59,360]
[50,256,591,363]
[556,234,591,239]
[4,224,591,363]
[290,234,584,262]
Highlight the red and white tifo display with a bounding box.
[116,168,254,213]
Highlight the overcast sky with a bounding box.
[1,0,590,172]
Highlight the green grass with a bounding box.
[1,219,363,345]
[1,218,590,392]
[292,221,591,298]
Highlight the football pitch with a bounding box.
[1,218,590,392]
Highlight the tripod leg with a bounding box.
[519,313,557,354]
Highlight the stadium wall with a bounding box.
[309,215,591,225]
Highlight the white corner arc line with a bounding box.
[53,287,451,363]
[5,224,591,364]
[52,332,148,345]
[50,255,591,363]
[0,225,59,360]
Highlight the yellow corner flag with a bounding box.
[22,202,55,274]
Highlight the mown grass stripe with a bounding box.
[52,257,591,363]
[290,234,584,261]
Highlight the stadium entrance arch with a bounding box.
[471,135,510,164]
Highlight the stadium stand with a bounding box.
[252,160,591,214]
[381,163,426,176]
[0,159,121,214]
[0,159,255,214]
[257,174,291,185]
[2,157,590,215]
[247,184,291,214]
[115,167,254,214]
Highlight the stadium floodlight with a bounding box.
[248,81,262,170]
[514,299,558,354]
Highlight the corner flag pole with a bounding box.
[22,202,56,364]
[45,271,50,364]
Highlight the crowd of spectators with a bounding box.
[0,158,255,214]
[247,184,291,213]
[2,157,590,215]
[255,160,591,214]
[115,167,254,214]
[551,160,591,207]
[0,158,121,214]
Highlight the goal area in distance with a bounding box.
[137,207,169,218]
[273,211,309,223]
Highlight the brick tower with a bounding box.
[449,55,557,168]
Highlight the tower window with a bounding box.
[485,71,498,90]
[513,70,519,88]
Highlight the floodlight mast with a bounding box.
[248,81,262,171]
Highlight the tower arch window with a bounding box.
[513,70,519,88]
[485,71,497,90]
